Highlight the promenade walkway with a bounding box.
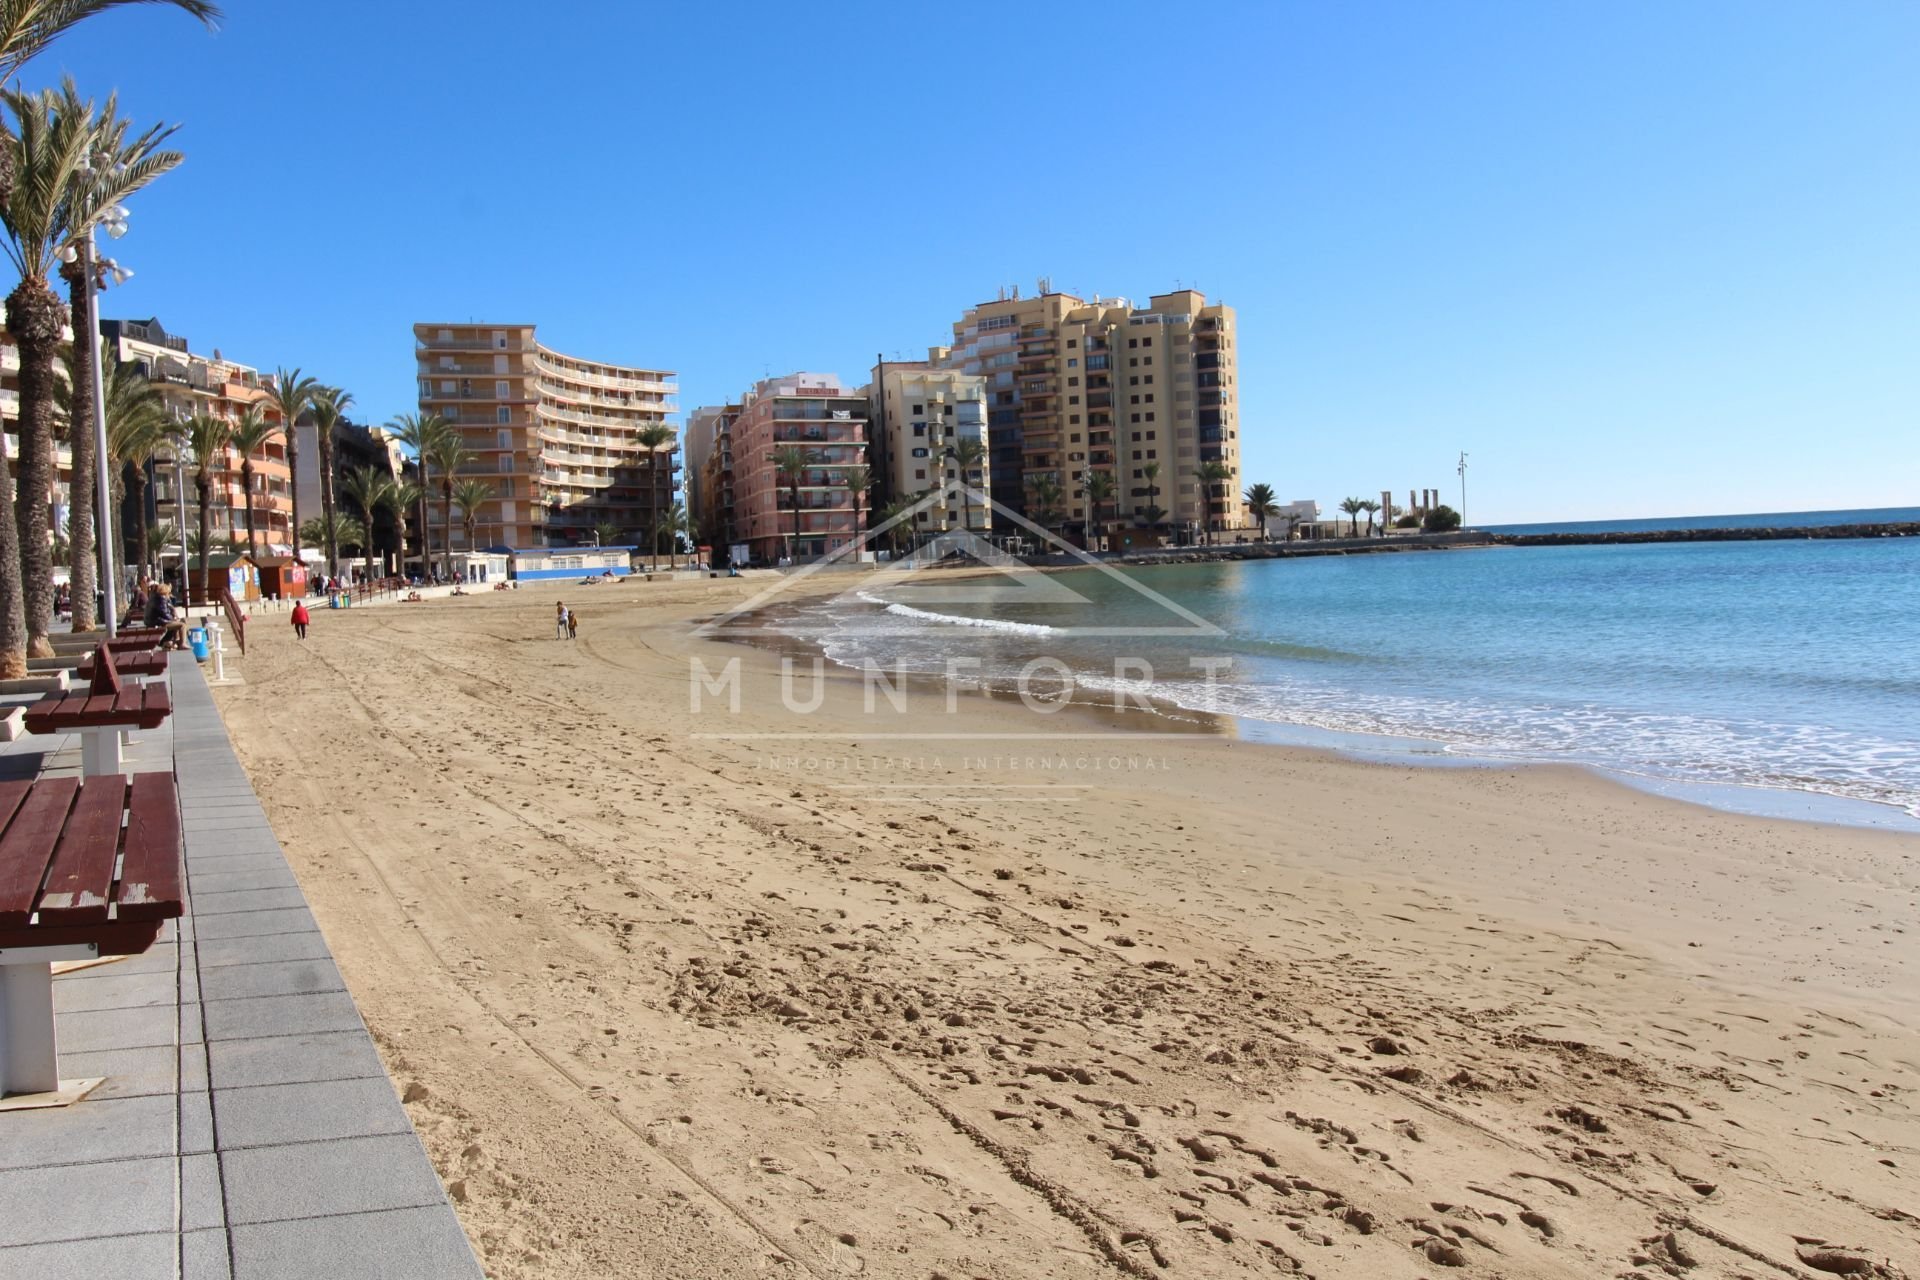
[0,652,482,1279]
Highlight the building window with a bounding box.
[1068,376,1079,386]
[912,423,926,437]
[1142,337,1152,348]
[1131,413,1141,423]
[1146,413,1156,422]
[911,447,929,458]
[1130,395,1140,405]
[1069,415,1080,425]
[1067,339,1077,349]
[1070,434,1081,443]
[911,404,923,415]
[496,407,510,424]
[1069,395,1080,405]
[1128,338,1138,348]
[914,468,926,480]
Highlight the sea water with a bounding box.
[779,523,1920,828]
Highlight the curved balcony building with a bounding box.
[414,323,677,551]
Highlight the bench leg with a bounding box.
[0,961,58,1097]
[81,728,122,778]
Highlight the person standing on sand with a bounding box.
[555,602,568,640]
[567,608,578,641]
[291,599,310,640]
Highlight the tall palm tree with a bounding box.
[58,347,162,587]
[654,502,688,569]
[1339,496,1366,537]
[3,82,175,655]
[308,386,351,575]
[949,437,987,534]
[1244,482,1278,542]
[1192,461,1232,542]
[768,446,814,565]
[1082,470,1115,551]
[263,366,318,561]
[180,413,231,605]
[1140,461,1165,529]
[302,515,364,561]
[635,422,674,550]
[225,404,277,560]
[1361,498,1382,537]
[110,391,174,579]
[386,411,447,576]
[842,463,871,548]
[339,464,396,580]
[452,479,494,557]
[0,0,217,210]
[422,426,468,581]
[1026,476,1065,531]
[390,479,425,574]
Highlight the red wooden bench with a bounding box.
[76,648,168,683]
[104,627,166,651]
[0,773,182,1105]
[24,649,173,776]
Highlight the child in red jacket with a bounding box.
[291,600,310,640]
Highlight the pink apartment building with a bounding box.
[732,372,869,563]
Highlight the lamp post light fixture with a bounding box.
[59,152,139,637]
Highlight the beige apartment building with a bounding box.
[864,360,990,536]
[940,288,1240,541]
[413,323,677,551]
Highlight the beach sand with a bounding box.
[211,581,1920,1278]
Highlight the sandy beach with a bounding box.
[208,581,1919,1279]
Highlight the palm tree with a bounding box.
[1192,461,1232,542]
[1361,499,1382,537]
[1140,462,1165,529]
[386,412,447,576]
[110,391,175,579]
[654,502,688,569]
[4,82,177,655]
[635,422,675,552]
[1244,483,1278,542]
[307,386,352,575]
[1082,470,1115,551]
[391,479,425,574]
[303,515,365,561]
[180,413,231,605]
[226,404,276,560]
[949,437,987,534]
[58,347,162,588]
[842,463,871,548]
[871,498,912,558]
[0,0,217,210]
[339,465,396,580]
[263,367,318,561]
[1339,496,1366,537]
[421,425,468,581]
[453,479,495,560]
[54,103,168,629]
[768,446,814,565]
[1026,476,1065,531]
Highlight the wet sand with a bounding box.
[211,580,1920,1278]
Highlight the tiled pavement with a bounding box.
[0,652,484,1278]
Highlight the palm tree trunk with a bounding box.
[196,473,212,606]
[241,459,259,559]
[789,482,801,562]
[649,455,660,572]
[7,279,65,658]
[286,419,302,563]
[0,423,27,678]
[133,463,151,579]
[63,264,99,632]
[319,437,338,576]
[440,483,454,582]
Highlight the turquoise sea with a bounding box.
[781,510,1920,829]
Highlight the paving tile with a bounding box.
[199,958,344,1003]
[222,1134,450,1225]
[188,865,298,895]
[203,991,364,1042]
[184,834,286,861]
[181,1042,210,1093]
[53,970,179,1014]
[194,908,318,942]
[191,888,309,916]
[56,1044,177,1101]
[196,932,334,970]
[0,1230,177,1279]
[181,1087,214,1155]
[50,943,179,981]
[229,1205,482,1280]
[0,1156,176,1246]
[206,1030,388,1090]
[0,1094,176,1171]
[182,1153,224,1231]
[213,1077,410,1149]
[183,1228,233,1280]
[53,1002,178,1053]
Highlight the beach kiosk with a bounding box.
[254,555,308,601]
[185,552,260,605]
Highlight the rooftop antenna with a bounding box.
[1457,451,1469,525]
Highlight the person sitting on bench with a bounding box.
[150,584,186,649]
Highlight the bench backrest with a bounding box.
[88,643,122,696]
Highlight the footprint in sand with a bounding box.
[791,1219,864,1274]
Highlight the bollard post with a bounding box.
[208,617,226,682]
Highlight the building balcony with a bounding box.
[416,336,535,352]
[534,356,674,396]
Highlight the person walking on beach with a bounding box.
[555,602,568,640]
[291,599,310,640]
[566,608,578,641]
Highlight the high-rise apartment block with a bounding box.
[413,323,677,551]
[939,289,1240,539]
[865,359,990,535]
[729,373,868,563]
[683,403,740,550]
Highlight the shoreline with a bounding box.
[209,584,1920,1279]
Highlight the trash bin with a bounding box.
[188,627,209,662]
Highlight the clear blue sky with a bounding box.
[31,1,1919,523]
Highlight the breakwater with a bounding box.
[1495,521,1920,547]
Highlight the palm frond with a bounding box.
[0,2,221,89]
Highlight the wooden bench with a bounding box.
[24,648,173,776]
[104,627,166,651]
[76,648,168,683]
[0,773,182,1106]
